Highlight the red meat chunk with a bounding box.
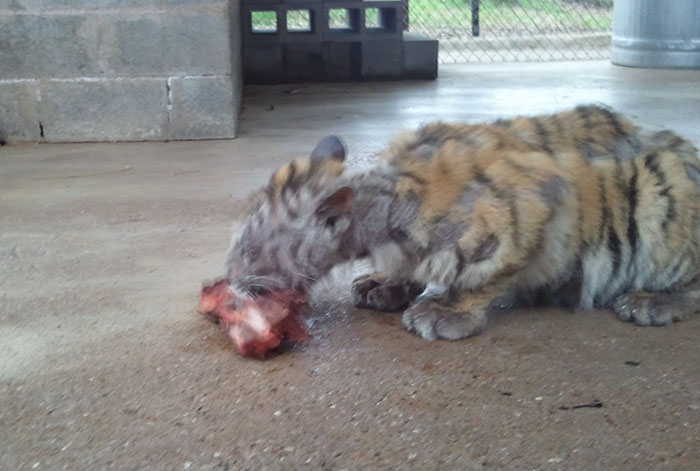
[198,279,310,358]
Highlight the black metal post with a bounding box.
[472,0,480,37]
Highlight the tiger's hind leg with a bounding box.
[351,273,425,312]
[613,283,700,326]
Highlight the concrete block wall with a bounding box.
[0,0,242,142]
[241,0,437,83]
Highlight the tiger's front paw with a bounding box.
[402,301,486,341]
[352,274,423,312]
[613,292,675,326]
[351,274,383,308]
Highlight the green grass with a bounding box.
[328,8,351,29]
[250,11,277,32]
[408,0,612,34]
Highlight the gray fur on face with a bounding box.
[227,188,356,295]
[225,140,414,297]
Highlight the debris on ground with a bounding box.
[557,401,603,411]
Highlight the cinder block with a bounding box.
[318,0,362,7]
[362,1,404,8]
[105,9,231,76]
[361,39,402,79]
[229,0,242,61]
[0,14,99,79]
[402,32,438,79]
[231,65,243,124]
[363,0,403,38]
[38,78,168,142]
[41,0,159,9]
[323,41,361,80]
[321,5,364,42]
[163,9,231,74]
[0,80,41,142]
[2,0,42,10]
[168,76,236,140]
[162,0,228,6]
[282,43,324,81]
[106,15,166,75]
[243,44,284,84]
[228,0,243,120]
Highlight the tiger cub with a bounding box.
[225,105,700,341]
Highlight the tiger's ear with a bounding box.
[311,135,346,163]
[316,186,355,219]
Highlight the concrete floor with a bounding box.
[2,61,700,470]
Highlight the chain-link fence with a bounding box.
[404,0,612,64]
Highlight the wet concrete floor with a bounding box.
[2,61,700,470]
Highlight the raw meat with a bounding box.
[198,279,310,358]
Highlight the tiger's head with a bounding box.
[225,136,358,299]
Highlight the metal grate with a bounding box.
[404,0,613,64]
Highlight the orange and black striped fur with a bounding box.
[225,105,700,341]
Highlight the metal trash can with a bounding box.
[611,0,700,69]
